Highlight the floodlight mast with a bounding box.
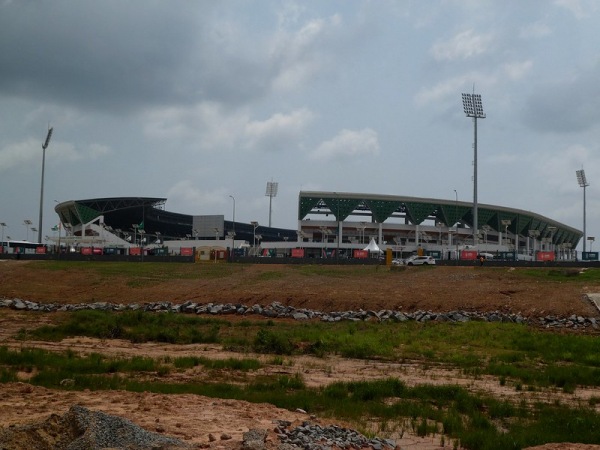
[461,92,485,246]
[576,169,590,253]
[38,126,54,244]
[265,181,279,228]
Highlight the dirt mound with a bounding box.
[2,262,600,450]
[0,404,189,450]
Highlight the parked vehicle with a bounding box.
[405,255,436,266]
[392,258,404,265]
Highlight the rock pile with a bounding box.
[274,420,396,450]
[1,298,598,330]
[0,405,189,449]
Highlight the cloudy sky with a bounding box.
[1,0,600,250]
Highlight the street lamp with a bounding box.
[576,169,590,253]
[501,220,511,248]
[529,230,540,259]
[38,126,54,244]
[453,189,459,230]
[355,222,367,244]
[229,195,236,255]
[24,219,32,241]
[547,226,557,252]
[132,224,139,247]
[265,181,278,228]
[251,221,258,254]
[482,225,492,245]
[462,91,485,246]
[0,222,6,253]
[587,236,595,252]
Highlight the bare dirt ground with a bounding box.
[1,260,600,449]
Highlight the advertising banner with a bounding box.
[353,249,368,259]
[80,247,92,255]
[129,247,142,256]
[291,248,305,258]
[180,247,194,256]
[460,250,478,260]
[35,246,46,254]
[536,251,555,261]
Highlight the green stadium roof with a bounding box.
[298,191,582,248]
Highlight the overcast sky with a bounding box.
[1,1,600,250]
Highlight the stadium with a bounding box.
[48,191,585,262]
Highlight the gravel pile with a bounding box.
[0,405,190,450]
[275,420,396,450]
[2,297,599,329]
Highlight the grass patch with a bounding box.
[3,345,599,450]
[15,311,600,390]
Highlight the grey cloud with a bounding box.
[523,64,600,134]
[0,1,278,113]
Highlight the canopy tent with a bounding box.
[363,238,382,253]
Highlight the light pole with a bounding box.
[501,220,511,248]
[38,126,54,244]
[453,189,458,230]
[576,169,589,253]
[251,221,258,255]
[0,222,8,253]
[24,219,32,241]
[462,91,485,246]
[482,225,492,245]
[547,226,557,252]
[529,229,540,260]
[265,181,278,228]
[548,226,556,251]
[229,195,236,257]
[0,222,6,253]
[132,224,139,248]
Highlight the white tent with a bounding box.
[363,238,382,253]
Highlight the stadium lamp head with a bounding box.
[42,127,53,150]
[576,169,589,187]
[461,93,485,118]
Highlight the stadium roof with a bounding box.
[298,191,582,248]
[55,197,166,227]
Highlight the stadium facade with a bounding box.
[51,192,583,261]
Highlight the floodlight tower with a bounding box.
[576,169,590,253]
[461,91,486,246]
[38,126,54,244]
[265,181,279,228]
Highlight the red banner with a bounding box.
[536,251,555,261]
[81,247,93,255]
[35,246,46,254]
[460,250,478,260]
[353,249,368,259]
[180,247,194,256]
[291,248,305,258]
[129,247,142,256]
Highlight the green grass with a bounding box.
[515,267,600,282]
[26,261,245,288]
[2,345,600,450]
[16,310,600,390]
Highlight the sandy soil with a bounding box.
[1,261,600,449]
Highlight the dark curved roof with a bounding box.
[55,197,166,226]
[298,191,582,248]
[54,197,297,243]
